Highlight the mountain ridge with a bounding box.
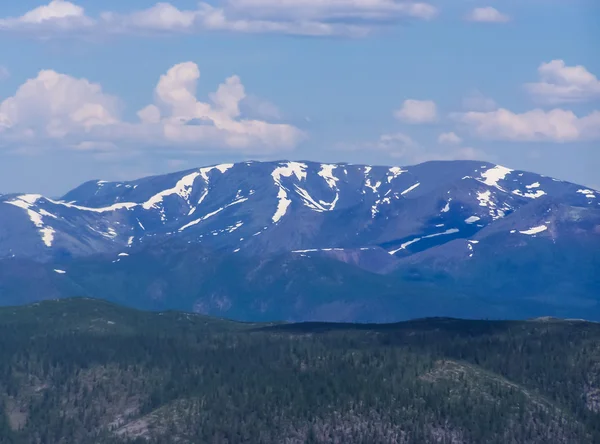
[1,297,599,443]
[1,159,597,262]
[0,159,598,322]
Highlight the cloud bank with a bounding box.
[0,62,305,154]
[525,60,600,105]
[0,0,438,38]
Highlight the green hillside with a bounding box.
[1,298,599,443]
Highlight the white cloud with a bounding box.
[101,3,196,32]
[0,0,93,34]
[240,94,282,120]
[443,147,488,161]
[18,0,85,23]
[454,108,600,142]
[226,0,438,21]
[337,131,489,163]
[372,132,417,156]
[525,60,600,105]
[438,132,462,145]
[336,132,415,156]
[0,69,120,138]
[0,62,305,154]
[0,0,437,38]
[462,90,497,111]
[394,99,437,124]
[466,7,510,23]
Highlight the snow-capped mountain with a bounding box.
[1,160,599,322]
[1,160,597,263]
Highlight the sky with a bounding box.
[0,0,598,196]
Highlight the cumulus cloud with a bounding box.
[0,0,437,38]
[525,60,600,105]
[0,62,305,154]
[0,70,120,139]
[394,99,437,124]
[466,7,510,23]
[240,94,282,120]
[454,108,600,142]
[438,132,462,145]
[101,3,197,32]
[0,0,94,36]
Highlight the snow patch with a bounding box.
[295,186,326,212]
[271,162,308,222]
[387,166,407,183]
[389,228,460,255]
[365,179,381,194]
[513,189,547,199]
[57,200,138,213]
[479,165,513,189]
[6,195,44,227]
[465,216,480,224]
[519,225,548,235]
[179,198,248,231]
[477,190,506,220]
[53,269,66,274]
[40,227,55,247]
[39,209,58,219]
[215,163,234,173]
[318,164,339,189]
[441,199,452,213]
[389,238,421,255]
[401,183,420,195]
[578,189,596,199]
[5,195,55,246]
[142,171,200,212]
[273,187,292,223]
[292,248,346,253]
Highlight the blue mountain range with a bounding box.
[1,160,598,322]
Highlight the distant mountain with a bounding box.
[1,298,599,443]
[0,160,598,321]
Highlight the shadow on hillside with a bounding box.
[255,317,520,338]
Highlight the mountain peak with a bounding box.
[0,160,597,263]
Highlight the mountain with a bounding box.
[1,298,599,444]
[0,160,599,321]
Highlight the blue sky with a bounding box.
[0,0,598,195]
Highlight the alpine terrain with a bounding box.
[0,160,598,322]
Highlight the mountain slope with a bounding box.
[0,160,598,322]
[2,160,597,261]
[1,299,599,443]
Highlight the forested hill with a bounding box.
[1,298,600,443]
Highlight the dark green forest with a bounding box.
[0,298,599,443]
